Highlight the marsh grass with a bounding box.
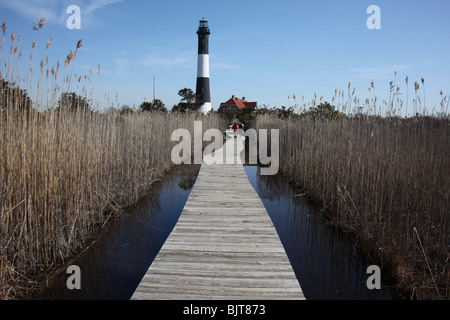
[0,21,223,299]
[256,114,449,299]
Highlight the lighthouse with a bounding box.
[196,18,211,113]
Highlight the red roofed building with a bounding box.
[218,95,257,114]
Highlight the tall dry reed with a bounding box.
[0,21,224,299]
[256,114,449,299]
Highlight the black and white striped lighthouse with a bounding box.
[196,18,211,113]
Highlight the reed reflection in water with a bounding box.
[244,165,393,300]
[40,165,200,300]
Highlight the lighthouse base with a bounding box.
[198,102,212,114]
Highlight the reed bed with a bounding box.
[0,21,223,299]
[0,108,221,299]
[255,114,449,299]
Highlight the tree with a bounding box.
[120,104,134,115]
[139,99,167,113]
[301,102,346,120]
[57,92,90,112]
[275,106,294,119]
[172,88,203,113]
[255,105,274,116]
[178,88,196,103]
[0,78,32,112]
[237,106,256,127]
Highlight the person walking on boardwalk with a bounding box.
[232,123,238,138]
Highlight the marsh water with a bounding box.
[40,164,393,300]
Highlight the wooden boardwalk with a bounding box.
[131,131,304,300]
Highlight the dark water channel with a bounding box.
[40,164,393,300]
[244,166,393,300]
[40,164,201,300]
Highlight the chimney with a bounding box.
[232,95,235,99]
[242,97,246,101]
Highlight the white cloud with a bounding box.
[211,62,239,70]
[0,0,125,27]
[113,57,130,77]
[351,65,408,80]
[85,0,124,15]
[0,0,61,23]
[137,52,240,72]
[137,52,194,69]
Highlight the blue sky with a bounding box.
[1,0,449,115]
